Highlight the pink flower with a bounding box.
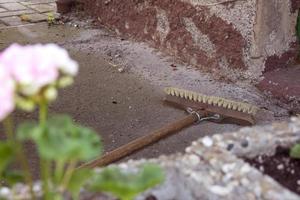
[44,44,78,76]
[0,44,78,96]
[0,44,58,95]
[0,64,15,121]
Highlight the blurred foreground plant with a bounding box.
[0,44,164,199]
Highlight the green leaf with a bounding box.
[67,169,94,199]
[19,115,102,163]
[88,164,164,200]
[0,141,15,175]
[290,143,300,159]
[16,121,41,141]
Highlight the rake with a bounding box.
[78,87,258,169]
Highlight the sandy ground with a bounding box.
[0,21,291,174]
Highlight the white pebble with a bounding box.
[222,163,236,173]
[209,185,232,196]
[202,136,213,147]
[277,164,284,170]
[259,166,264,172]
[188,154,200,165]
[240,164,251,174]
[297,180,300,185]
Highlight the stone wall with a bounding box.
[83,0,299,82]
[114,117,300,200]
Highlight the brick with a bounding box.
[0,15,27,26]
[0,2,27,11]
[26,3,55,13]
[0,9,34,17]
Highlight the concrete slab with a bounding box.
[20,0,55,5]
[0,9,34,17]
[0,0,23,2]
[0,2,27,11]
[22,13,47,22]
[26,3,55,13]
[0,15,27,25]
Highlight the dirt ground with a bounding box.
[0,19,292,173]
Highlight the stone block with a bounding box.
[21,13,47,23]
[0,15,27,26]
[0,9,34,18]
[27,3,55,13]
[0,2,27,11]
[83,0,299,82]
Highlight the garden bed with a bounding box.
[245,146,300,195]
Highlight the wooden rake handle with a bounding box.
[78,114,198,169]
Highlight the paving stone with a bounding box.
[20,0,55,5]
[0,9,34,17]
[26,3,55,13]
[22,13,47,22]
[0,15,27,26]
[0,2,27,11]
[0,0,23,3]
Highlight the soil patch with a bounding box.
[245,147,300,195]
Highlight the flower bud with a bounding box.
[57,76,74,88]
[16,96,35,112]
[44,87,58,102]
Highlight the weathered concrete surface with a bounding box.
[82,0,299,82]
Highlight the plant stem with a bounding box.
[54,160,65,184]
[61,160,77,191]
[39,100,51,200]
[3,116,36,200]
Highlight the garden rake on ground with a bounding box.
[79,87,258,169]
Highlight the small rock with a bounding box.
[226,143,234,151]
[259,166,264,172]
[202,136,213,147]
[257,156,264,163]
[118,68,125,73]
[222,163,236,173]
[240,164,251,174]
[209,185,232,196]
[188,154,200,165]
[297,180,300,185]
[277,164,284,170]
[241,139,249,148]
[241,178,250,186]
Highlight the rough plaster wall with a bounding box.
[181,0,298,81]
[84,0,298,82]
